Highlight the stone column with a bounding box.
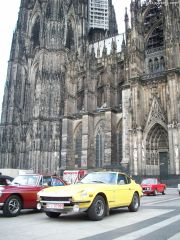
[174,123,180,175]
[81,114,89,168]
[104,111,112,166]
[132,131,138,175]
[122,85,131,170]
[106,85,111,108]
[61,117,73,169]
[137,127,143,175]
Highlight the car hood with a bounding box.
[141,184,154,187]
[0,184,39,192]
[38,183,111,197]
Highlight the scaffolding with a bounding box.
[88,0,109,30]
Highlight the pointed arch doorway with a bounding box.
[145,123,169,179]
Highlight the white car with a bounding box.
[178,184,180,195]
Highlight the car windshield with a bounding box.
[80,172,117,184]
[12,175,39,186]
[141,178,157,184]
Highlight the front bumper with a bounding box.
[37,199,90,214]
[142,189,153,194]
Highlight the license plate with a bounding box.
[46,203,64,209]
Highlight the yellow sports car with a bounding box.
[37,171,143,221]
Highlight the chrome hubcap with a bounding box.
[133,195,139,209]
[8,199,20,214]
[95,200,104,216]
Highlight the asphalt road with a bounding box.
[0,188,180,240]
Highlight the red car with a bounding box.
[0,174,67,217]
[141,178,166,196]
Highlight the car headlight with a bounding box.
[80,190,88,197]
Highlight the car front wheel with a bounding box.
[46,212,61,218]
[153,189,158,196]
[3,195,22,217]
[128,192,140,212]
[87,195,106,221]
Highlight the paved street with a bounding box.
[0,188,180,240]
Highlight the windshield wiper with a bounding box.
[91,180,105,183]
[12,182,20,185]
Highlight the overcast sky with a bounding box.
[0,0,131,116]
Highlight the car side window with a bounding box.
[51,178,64,186]
[118,174,126,185]
[125,176,131,184]
[42,177,52,186]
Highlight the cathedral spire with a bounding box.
[125,7,129,43]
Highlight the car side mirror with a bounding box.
[43,183,48,187]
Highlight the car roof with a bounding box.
[17,174,62,177]
[143,178,157,180]
[0,175,14,180]
[89,171,128,175]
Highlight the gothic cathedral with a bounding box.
[0,0,179,180]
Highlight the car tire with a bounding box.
[162,189,165,195]
[153,189,158,196]
[128,192,140,212]
[45,212,61,218]
[3,195,22,217]
[87,195,106,221]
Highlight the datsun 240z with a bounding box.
[37,171,143,221]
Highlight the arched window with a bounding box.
[146,23,164,50]
[66,19,74,50]
[31,17,40,49]
[77,77,85,112]
[95,127,104,167]
[97,87,104,108]
[160,56,165,70]
[46,2,52,18]
[144,4,164,51]
[58,4,64,21]
[74,124,82,167]
[154,57,159,72]
[148,59,153,73]
[77,91,84,112]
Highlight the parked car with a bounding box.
[0,174,67,217]
[141,178,166,195]
[63,170,87,184]
[177,184,180,195]
[0,175,14,186]
[37,171,143,221]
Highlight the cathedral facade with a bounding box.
[0,0,179,180]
